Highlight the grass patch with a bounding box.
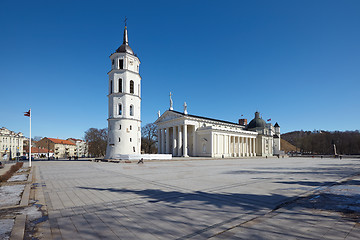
[0,162,24,182]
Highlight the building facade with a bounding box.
[0,127,25,160]
[105,24,142,159]
[155,108,281,158]
[247,111,281,156]
[37,137,76,159]
[68,138,88,157]
[27,147,54,159]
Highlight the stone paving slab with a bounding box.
[31,157,360,239]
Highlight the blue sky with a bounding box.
[1,0,359,139]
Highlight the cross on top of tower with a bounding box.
[124,16,127,27]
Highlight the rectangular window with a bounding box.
[119,59,124,69]
[118,104,122,115]
[119,78,122,93]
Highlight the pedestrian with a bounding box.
[137,158,144,164]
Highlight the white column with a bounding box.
[237,137,240,157]
[192,126,196,156]
[212,133,217,157]
[229,135,231,156]
[172,126,177,156]
[227,135,229,157]
[239,137,242,157]
[158,128,162,153]
[161,128,165,154]
[210,133,213,157]
[249,138,253,157]
[178,126,182,157]
[183,124,188,157]
[245,137,248,157]
[166,127,170,154]
[232,136,235,157]
[217,134,220,157]
[242,137,244,157]
[222,135,225,156]
[253,138,256,156]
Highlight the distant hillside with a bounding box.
[281,130,360,155]
[280,139,297,153]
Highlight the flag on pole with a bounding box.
[267,118,271,122]
[24,109,32,167]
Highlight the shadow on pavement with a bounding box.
[78,177,360,220]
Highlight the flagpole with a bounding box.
[29,108,32,167]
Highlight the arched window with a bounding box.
[118,138,121,142]
[119,125,121,130]
[110,80,113,94]
[118,78,122,93]
[130,125,132,130]
[118,104,122,115]
[130,105,134,116]
[130,80,134,94]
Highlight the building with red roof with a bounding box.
[37,137,77,159]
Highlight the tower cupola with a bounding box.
[116,26,134,55]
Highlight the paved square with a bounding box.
[33,157,360,239]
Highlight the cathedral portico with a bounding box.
[157,123,193,157]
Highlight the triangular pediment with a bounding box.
[154,110,185,124]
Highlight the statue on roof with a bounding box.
[169,92,173,110]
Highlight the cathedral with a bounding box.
[155,106,281,158]
[105,24,281,159]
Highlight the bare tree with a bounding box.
[282,130,360,155]
[33,136,43,142]
[84,128,107,157]
[141,123,158,153]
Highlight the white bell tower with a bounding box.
[105,23,141,159]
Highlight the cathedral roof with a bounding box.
[169,110,242,126]
[274,122,280,128]
[116,26,134,55]
[247,111,266,129]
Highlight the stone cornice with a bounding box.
[108,118,141,122]
[107,68,142,78]
[107,92,141,100]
